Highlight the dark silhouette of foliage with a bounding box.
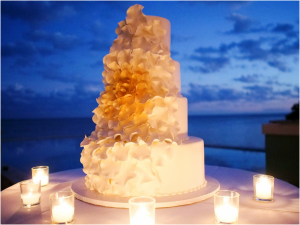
[285,101,300,120]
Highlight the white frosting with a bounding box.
[155,137,205,196]
[80,4,205,198]
[175,96,188,140]
[173,61,181,94]
[147,16,171,51]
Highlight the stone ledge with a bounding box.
[262,120,299,136]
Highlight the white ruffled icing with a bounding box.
[81,4,182,197]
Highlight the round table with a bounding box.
[1,165,299,224]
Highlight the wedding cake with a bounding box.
[80,4,206,197]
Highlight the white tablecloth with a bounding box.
[1,165,299,224]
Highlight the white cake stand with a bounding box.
[71,176,220,208]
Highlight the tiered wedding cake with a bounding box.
[80,4,206,197]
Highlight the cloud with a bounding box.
[1,41,54,57]
[243,85,274,100]
[184,83,299,104]
[90,60,103,68]
[225,13,275,34]
[28,30,81,50]
[0,0,133,26]
[190,34,298,73]
[271,23,298,37]
[265,79,292,87]
[294,86,299,93]
[185,84,244,103]
[1,83,103,119]
[267,60,290,72]
[171,34,193,43]
[224,13,299,68]
[37,68,77,83]
[34,63,102,85]
[89,39,112,52]
[189,55,230,73]
[2,2,76,26]
[234,74,260,83]
[225,12,299,38]
[91,20,105,36]
[226,13,255,34]
[195,45,228,55]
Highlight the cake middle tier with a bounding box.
[174,96,188,140]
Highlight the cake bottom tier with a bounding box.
[81,136,205,197]
[155,136,206,196]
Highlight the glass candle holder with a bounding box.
[129,197,155,225]
[50,191,75,224]
[20,179,41,208]
[253,174,274,202]
[32,166,49,186]
[214,190,239,224]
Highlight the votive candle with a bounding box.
[32,166,49,186]
[20,179,41,208]
[129,197,155,225]
[214,190,239,224]
[50,191,75,224]
[254,174,274,201]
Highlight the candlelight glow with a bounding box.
[254,175,274,201]
[129,197,155,225]
[50,191,75,224]
[32,166,49,186]
[214,190,239,224]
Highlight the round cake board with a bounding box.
[71,176,220,208]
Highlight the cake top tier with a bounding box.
[147,16,171,51]
[110,5,171,53]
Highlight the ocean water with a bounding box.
[188,114,285,150]
[1,114,285,180]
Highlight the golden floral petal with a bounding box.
[117,49,132,65]
[134,112,148,127]
[115,20,126,35]
[118,102,136,121]
[120,62,132,71]
[118,94,135,106]
[107,61,120,71]
[103,52,118,68]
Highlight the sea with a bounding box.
[1,114,285,181]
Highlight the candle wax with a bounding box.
[215,204,238,223]
[21,193,41,205]
[52,202,74,223]
[130,206,154,225]
[33,173,49,186]
[256,178,272,199]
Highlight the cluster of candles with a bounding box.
[129,174,275,225]
[20,167,275,224]
[20,166,75,224]
[214,174,274,224]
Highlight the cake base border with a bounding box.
[71,176,220,208]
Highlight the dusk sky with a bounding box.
[1,1,299,119]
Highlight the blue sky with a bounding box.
[1,1,299,119]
